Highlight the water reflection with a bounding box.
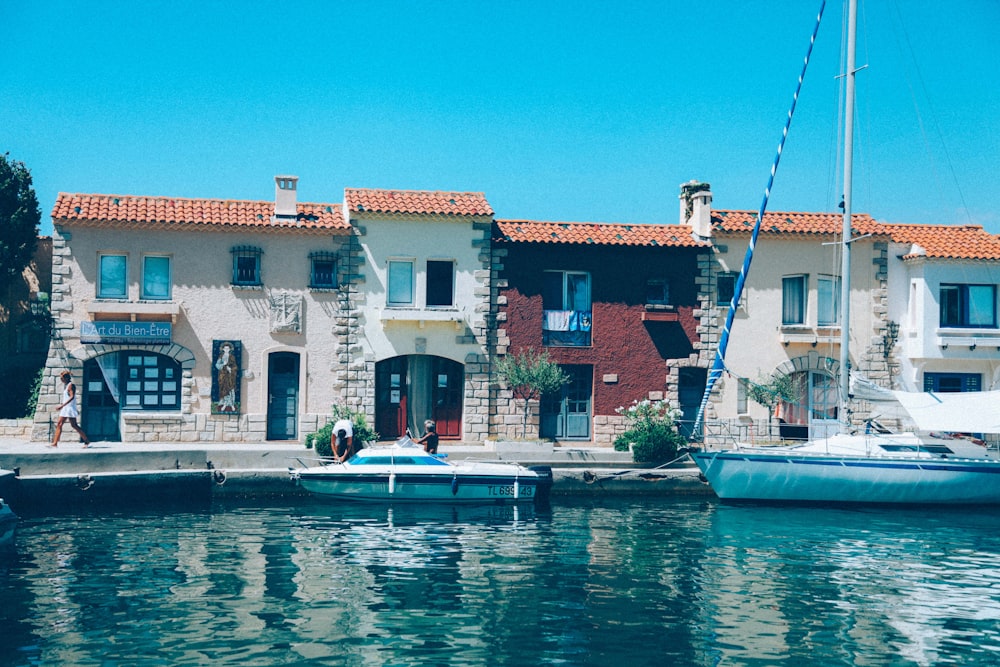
[697,505,1000,666]
[2,499,1000,666]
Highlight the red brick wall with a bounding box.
[499,243,700,416]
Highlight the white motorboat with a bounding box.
[290,437,553,504]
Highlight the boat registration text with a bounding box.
[488,484,534,497]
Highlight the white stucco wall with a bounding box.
[888,245,1000,391]
[706,235,882,422]
[43,224,352,441]
[358,215,487,363]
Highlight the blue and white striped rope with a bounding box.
[692,0,827,439]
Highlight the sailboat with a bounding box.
[692,0,1000,505]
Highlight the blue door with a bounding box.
[82,357,120,442]
[267,352,299,440]
[540,365,592,440]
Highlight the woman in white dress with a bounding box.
[50,370,91,448]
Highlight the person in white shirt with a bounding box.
[332,418,354,462]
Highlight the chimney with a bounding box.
[679,180,712,240]
[275,175,299,218]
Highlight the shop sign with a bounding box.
[81,321,172,344]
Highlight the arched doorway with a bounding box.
[777,370,839,440]
[82,351,183,442]
[375,355,464,440]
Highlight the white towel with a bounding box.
[543,310,572,331]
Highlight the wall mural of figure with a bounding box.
[212,340,241,414]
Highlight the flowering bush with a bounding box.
[613,400,686,463]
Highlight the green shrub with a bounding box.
[613,400,686,463]
[305,406,379,457]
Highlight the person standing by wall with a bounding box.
[50,370,91,448]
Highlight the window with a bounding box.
[782,275,806,325]
[736,378,748,415]
[231,246,262,286]
[645,279,670,306]
[940,284,996,328]
[142,255,171,300]
[817,275,840,326]
[717,272,737,307]
[387,259,414,306]
[426,259,455,307]
[924,372,981,393]
[309,252,338,289]
[121,353,182,411]
[542,271,591,346]
[99,254,127,299]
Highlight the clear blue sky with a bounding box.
[4,0,999,237]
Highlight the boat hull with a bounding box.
[296,469,546,504]
[694,451,1000,505]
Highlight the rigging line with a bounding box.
[692,0,828,439]
[887,0,971,225]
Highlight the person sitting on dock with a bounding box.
[413,420,439,455]
[332,418,354,463]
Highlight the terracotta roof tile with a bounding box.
[494,220,705,247]
[881,223,1000,260]
[712,209,881,236]
[345,188,493,217]
[51,193,348,231]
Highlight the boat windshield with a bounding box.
[349,454,451,466]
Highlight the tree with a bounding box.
[494,348,569,438]
[746,371,796,436]
[0,154,41,292]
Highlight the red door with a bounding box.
[376,355,465,440]
[432,357,463,439]
[375,358,408,439]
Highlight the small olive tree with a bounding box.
[494,348,569,439]
[746,372,796,437]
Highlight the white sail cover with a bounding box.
[891,390,1000,433]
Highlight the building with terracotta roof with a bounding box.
[883,223,1000,395]
[34,177,500,445]
[35,177,356,442]
[31,173,1000,447]
[343,188,496,442]
[681,182,894,440]
[492,219,710,443]
[685,182,1000,441]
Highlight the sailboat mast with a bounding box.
[839,0,858,434]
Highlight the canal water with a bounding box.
[2,497,999,666]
